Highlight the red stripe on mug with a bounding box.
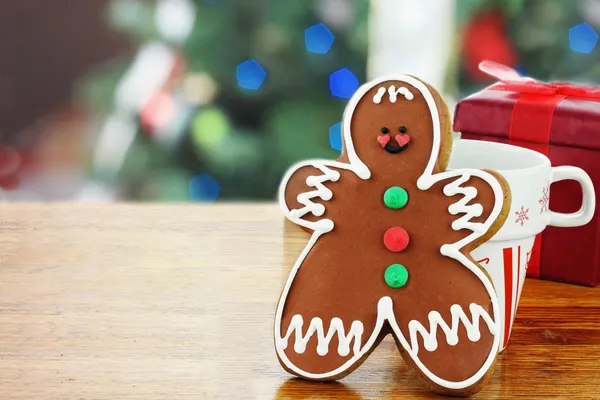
[515,246,521,316]
[503,247,514,348]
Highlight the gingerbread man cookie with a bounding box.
[274,75,510,396]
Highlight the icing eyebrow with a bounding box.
[372,85,414,104]
[373,87,387,104]
[388,85,414,102]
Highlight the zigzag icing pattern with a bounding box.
[442,173,486,234]
[278,315,364,357]
[289,164,340,220]
[407,303,497,356]
[278,301,495,359]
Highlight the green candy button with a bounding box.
[383,186,408,209]
[384,264,409,288]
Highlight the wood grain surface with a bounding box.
[0,203,598,399]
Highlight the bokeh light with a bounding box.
[182,72,218,105]
[189,172,221,202]
[328,121,342,151]
[155,0,197,43]
[191,107,230,150]
[304,23,335,54]
[140,91,175,132]
[569,22,599,54]
[236,59,267,90]
[329,68,359,99]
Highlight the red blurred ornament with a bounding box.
[0,145,21,190]
[140,52,186,136]
[462,10,517,82]
[167,52,187,88]
[140,91,176,135]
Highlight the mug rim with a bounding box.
[449,139,550,173]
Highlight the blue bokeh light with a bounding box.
[569,22,599,54]
[329,68,359,99]
[305,23,335,54]
[189,173,221,202]
[236,59,267,90]
[328,121,342,151]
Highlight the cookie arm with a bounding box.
[278,161,343,233]
[425,169,510,252]
[459,170,510,250]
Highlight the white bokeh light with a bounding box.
[155,0,197,43]
[317,0,354,30]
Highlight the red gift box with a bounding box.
[454,61,600,286]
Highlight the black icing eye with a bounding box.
[381,127,389,134]
[399,126,408,134]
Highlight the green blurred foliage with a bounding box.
[457,0,600,96]
[510,0,600,82]
[84,0,598,201]
[83,0,368,201]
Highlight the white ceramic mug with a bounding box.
[448,139,596,351]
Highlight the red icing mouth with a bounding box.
[377,135,391,148]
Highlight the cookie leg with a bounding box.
[274,238,384,381]
[386,255,499,394]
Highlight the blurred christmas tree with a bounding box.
[79,0,368,201]
[455,0,600,96]
[80,0,600,202]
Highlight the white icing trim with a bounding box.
[390,85,414,101]
[275,74,503,390]
[277,160,362,233]
[385,292,498,390]
[373,85,414,103]
[444,173,485,233]
[290,164,340,220]
[407,304,496,354]
[277,315,364,357]
[276,303,495,358]
[373,87,386,103]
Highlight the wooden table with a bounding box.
[0,204,599,399]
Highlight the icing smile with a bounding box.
[377,134,410,153]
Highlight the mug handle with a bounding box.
[548,166,596,227]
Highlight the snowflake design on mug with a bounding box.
[515,206,529,226]
[538,186,549,214]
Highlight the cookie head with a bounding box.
[342,77,450,178]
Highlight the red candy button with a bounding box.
[383,227,409,252]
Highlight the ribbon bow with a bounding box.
[497,80,600,100]
[479,60,600,100]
